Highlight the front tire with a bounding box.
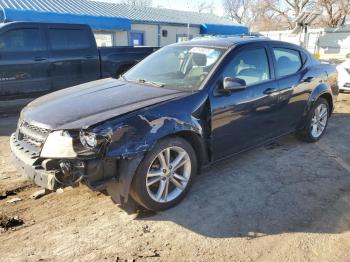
[130,137,197,211]
[297,97,329,142]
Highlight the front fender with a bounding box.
[103,115,203,203]
[98,90,208,159]
[93,91,209,202]
[106,113,203,159]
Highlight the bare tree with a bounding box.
[197,1,214,13]
[317,0,350,27]
[261,0,317,29]
[251,2,286,31]
[258,0,349,29]
[223,0,350,31]
[121,0,152,7]
[222,0,258,26]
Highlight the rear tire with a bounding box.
[297,97,329,142]
[130,137,197,211]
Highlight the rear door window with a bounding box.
[0,28,45,52]
[273,48,302,77]
[48,28,91,50]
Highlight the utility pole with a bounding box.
[292,11,320,48]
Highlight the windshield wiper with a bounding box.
[138,79,165,87]
[120,76,165,88]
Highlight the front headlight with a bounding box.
[40,130,107,158]
[80,131,97,148]
[41,131,77,158]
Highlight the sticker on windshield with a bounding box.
[189,47,214,55]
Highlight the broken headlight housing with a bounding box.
[77,130,109,155]
[80,131,98,148]
[40,130,108,158]
[41,131,77,158]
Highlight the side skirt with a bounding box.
[202,129,297,169]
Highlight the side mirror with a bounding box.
[223,77,246,91]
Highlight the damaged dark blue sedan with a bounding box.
[10,37,339,211]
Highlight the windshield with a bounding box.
[123,45,226,90]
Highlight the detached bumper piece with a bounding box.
[10,133,59,190]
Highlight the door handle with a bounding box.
[302,76,314,83]
[85,55,94,59]
[34,57,47,62]
[263,88,278,95]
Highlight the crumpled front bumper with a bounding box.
[10,131,137,205]
[10,132,119,192]
[10,133,59,190]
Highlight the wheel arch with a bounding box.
[306,83,334,116]
[298,83,334,130]
[319,92,333,116]
[105,119,208,204]
[169,130,210,168]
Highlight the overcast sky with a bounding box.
[95,0,225,15]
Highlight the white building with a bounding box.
[261,26,350,61]
[0,0,249,47]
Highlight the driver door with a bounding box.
[209,44,281,161]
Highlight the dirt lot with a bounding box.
[1,94,350,261]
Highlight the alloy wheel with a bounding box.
[311,103,328,138]
[146,146,191,203]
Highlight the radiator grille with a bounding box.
[16,121,51,157]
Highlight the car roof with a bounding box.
[175,36,269,48]
[174,37,304,51]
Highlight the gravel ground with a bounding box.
[0,93,349,261]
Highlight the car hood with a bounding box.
[21,78,188,130]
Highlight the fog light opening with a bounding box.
[55,160,84,186]
[59,161,71,176]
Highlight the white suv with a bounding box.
[337,59,350,92]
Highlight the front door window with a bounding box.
[227,47,271,86]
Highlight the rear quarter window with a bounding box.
[273,48,303,77]
[49,28,91,50]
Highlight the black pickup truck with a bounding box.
[0,22,157,99]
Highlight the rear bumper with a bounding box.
[10,133,59,190]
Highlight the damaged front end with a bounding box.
[9,115,167,205]
[10,121,116,193]
[10,89,209,205]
